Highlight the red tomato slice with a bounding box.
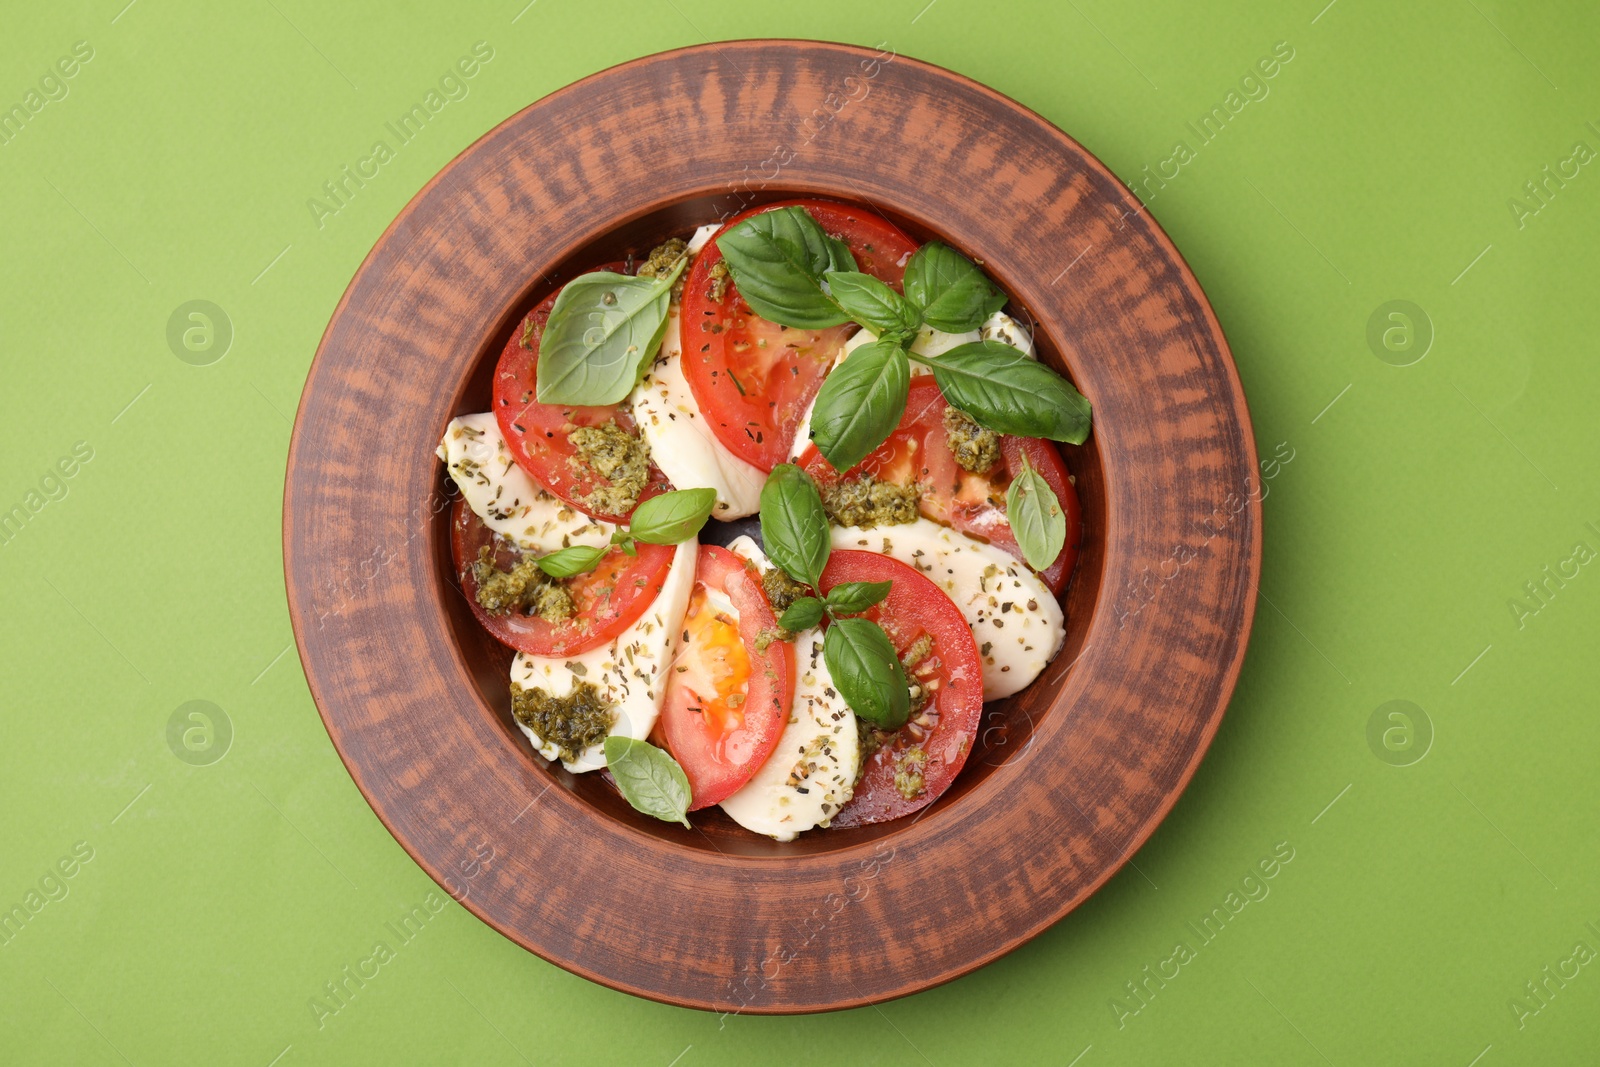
[798,377,1082,594]
[493,261,672,523]
[449,497,675,658]
[820,551,984,828]
[658,545,795,809]
[679,199,920,471]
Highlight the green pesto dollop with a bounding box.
[821,473,921,529]
[942,405,1001,473]
[900,634,936,716]
[635,237,688,279]
[754,626,790,653]
[473,548,575,622]
[761,567,811,616]
[511,680,615,763]
[706,261,731,303]
[893,745,928,801]
[569,421,651,516]
[899,634,933,672]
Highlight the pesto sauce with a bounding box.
[899,634,933,671]
[569,421,651,516]
[901,634,935,717]
[893,745,928,801]
[821,473,922,529]
[941,405,1001,473]
[761,567,811,615]
[754,626,791,653]
[511,680,615,763]
[473,547,576,622]
[707,261,730,303]
[635,238,688,279]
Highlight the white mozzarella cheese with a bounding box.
[686,223,720,254]
[720,627,858,841]
[509,539,698,772]
[831,518,1063,700]
[630,304,766,520]
[909,323,980,360]
[724,533,766,567]
[838,324,980,371]
[979,311,1034,357]
[437,413,614,552]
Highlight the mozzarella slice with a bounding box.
[437,413,614,552]
[509,539,698,772]
[719,535,860,840]
[724,534,775,574]
[831,518,1063,700]
[980,311,1033,357]
[630,303,766,520]
[720,627,858,841]
[686,223,720,254]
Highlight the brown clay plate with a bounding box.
[284,39,1260,1013]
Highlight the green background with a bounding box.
[3,0,1596,1063]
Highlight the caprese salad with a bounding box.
[437,199,1091,840]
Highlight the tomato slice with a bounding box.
[658,545,794,809]
[798,377,1082,594]
[679,199,920,471]
[819,551,984,827]
[449,497,675,658]
[493,261,673,523]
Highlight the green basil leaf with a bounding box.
[824,580,893,616]
[536,256,685,405]
[609,528,638,556]
[903,241,1004,333]
[715,206,852,329]
[923,341,1092,444]
[1005,455,1067,570]
[824,271,921,339]
[778,596,826,632]
[603,736,692,827]
[826,235,859,274]
[536,544,607,578]
[824,617,910,729]
[809,339,910,472]
[628,487,718,545]
[759,464,830,588]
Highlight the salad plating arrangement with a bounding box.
[438,198,1091,840]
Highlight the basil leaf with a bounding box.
[809,339,910,473]
[903,242,1005,333]
[824,271,921,340]
[715,206,853,329]
[1005,455,1066,570]
[923,341,1092,444]
[824,580,893,616]
[537,256,685,405]
[826,235,859,274]
[759,464,830,588]
[628,487,718,545]
[824,617,910,729]
[779,596,825,632]
[536,544,607,578]
[603,736,692,827]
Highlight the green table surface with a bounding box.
[4,1,1597,1063]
